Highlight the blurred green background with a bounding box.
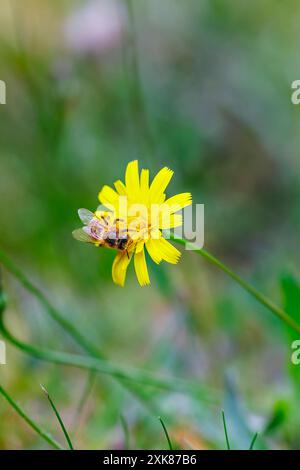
[1,0,300,450]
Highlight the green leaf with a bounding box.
[263,400,289,436]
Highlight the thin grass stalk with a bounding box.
[120,414,131,450]
[221,410,231,450]
[0,385,64,450]
[159,417,173,451]
[249,432,258,450]
[41,385,74,450]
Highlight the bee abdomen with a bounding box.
[106,237,117,248]
[117,238,128,250]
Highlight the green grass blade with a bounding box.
[0,385,64,450]
[159,417,173,450]
[120,414,130,450]
[249,432,258,450]
[222,410,231,450]
[41,385,74,450]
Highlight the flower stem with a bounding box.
[172,235,300,335]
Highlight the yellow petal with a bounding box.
[140,168,149,191]
[149,167,173,203]
[164,192,192,212]
[114,180,127,196]
[146,238,162,264]
[155,238,181,264]
[150,227,161,239]
[134,248,150,286]
[112,251,131,287]
[125,160,140,200]
[140,168,149,204]
[135,240,145,253]
[98,185,119,209]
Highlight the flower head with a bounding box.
[64,0,126,56]
[73,161,192,286]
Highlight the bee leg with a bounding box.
[101,215,109,225]
[126,250,130,259]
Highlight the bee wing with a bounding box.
[78,208,94,225]
[72,228,94,243]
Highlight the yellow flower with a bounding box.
[74,160,192,286]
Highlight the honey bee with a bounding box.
[72,208,133,257]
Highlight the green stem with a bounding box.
[0,307,217,402]
[0,385,64,450]
[0,249,102,358]
[0,249,161,413]
[172,236,300,336]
